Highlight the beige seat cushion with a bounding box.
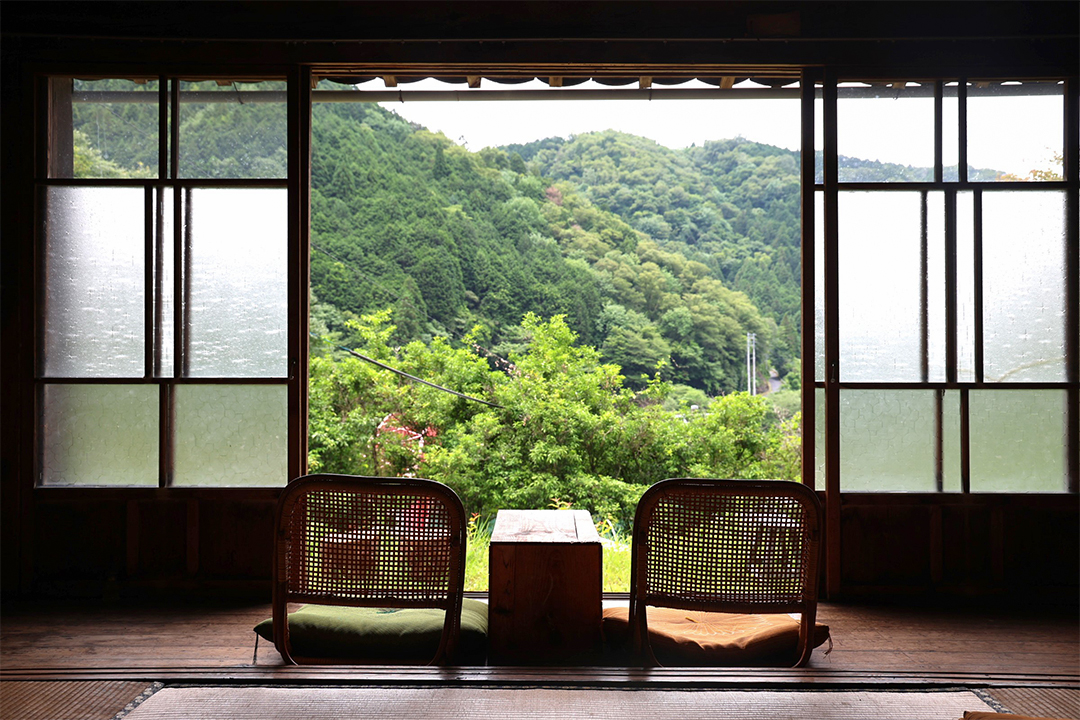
[602,606,830,666]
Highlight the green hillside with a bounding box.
[309,103,775,395]
[509,132,802,378]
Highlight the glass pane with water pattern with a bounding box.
[926,192,947,382]
[957,192,976,382]
[839,192,923,382]
[41,384,158,486]
[172,384,288,486]
[184,188,288,377]
[155,189,176,378]
[840,390,959,492]
[969,391,1067,492]
[982,191,1066,382]
[43,187,146,378]
[814,388,825,488]
[815,191,825,382]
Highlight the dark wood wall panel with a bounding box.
[27,496,277,598]
[132,500,187,578]
[1004,507,1080,590]
[840,496,1078,601]
[18,496,1080,601]
[940,505,997,590]
[198,500,275,580]
[31,502,126,597]
[840,505,933,586]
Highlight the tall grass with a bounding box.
[463,513,632,592]
[464,512,494,591]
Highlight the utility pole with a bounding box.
[746,332,757,394]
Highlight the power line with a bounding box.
[312,333,504,409]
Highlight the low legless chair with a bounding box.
[263,474,478,665]
[613,478,826,667]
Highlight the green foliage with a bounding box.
[311,312,802,527]
[70,78,162,173]
[73,129,154,179]
[521,132,803,358]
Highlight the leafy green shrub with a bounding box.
[310,312,801,529]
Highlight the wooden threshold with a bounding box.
[3,667,1077,689]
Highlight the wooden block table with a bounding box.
[488,509,603,665]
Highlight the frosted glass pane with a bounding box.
[41,384,158,486]
[155,189,176,378]
[64,78,159,179]
[814,388,825,488]
[940,390,962,493]
[840,390,948,491]
[926,192,947,382]
[178,80,287,179]
[838,85,933,182]
[814,95,823,184]
[44,187,145,378]
[814,191,825,382]
[982,192,1066,382]
[185,188,288,377]
[968,83,1064,181]
[173,385,287,487]
[839,192,922,382]
[956,192,976,382]
[970,391,1067,492]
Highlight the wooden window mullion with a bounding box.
[958,79,968,184]
[165,78,181,488]
[822,71,841,597]
[800,68,817,491]
[933,80,943,184]
[945,190,957,385]
[973,190,984,384]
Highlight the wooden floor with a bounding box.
[1,599,1077,689]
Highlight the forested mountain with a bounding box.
[506,131,802,379]
[309,102,778,395]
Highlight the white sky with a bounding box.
[368,78,1064,177]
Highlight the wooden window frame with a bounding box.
[32,67,310,491]
[812,75,1080,593]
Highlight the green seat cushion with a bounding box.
[254,598,488,663]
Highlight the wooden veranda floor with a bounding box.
[1,599,1077,688]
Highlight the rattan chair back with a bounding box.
[629,478,823,667]
[271,474,467,665]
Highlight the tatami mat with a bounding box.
[122,687,997,719]
[0,680,157,720]
[986,687,1080,720]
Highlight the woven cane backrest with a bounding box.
[275,475,465,609]
[634,479,821,613]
